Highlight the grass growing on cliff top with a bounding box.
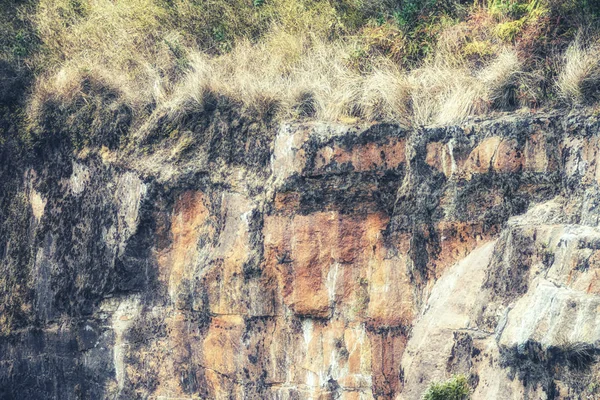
[13,0,600,136]
[162,36,522,125]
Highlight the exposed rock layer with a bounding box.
[2,109,600,399]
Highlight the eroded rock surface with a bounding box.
[2,110,600,399]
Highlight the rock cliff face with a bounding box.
[2,107,600,399]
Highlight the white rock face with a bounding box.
[113,171,148,257]
[29,189,46,221]
[399,241,496,399]
[399,197,600,399]
[70,161,91,195]
[499,279,600,349]
[108,295,142,392]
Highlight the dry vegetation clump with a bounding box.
[557,39,600,104]
[17,0,600,136]
[166,36,521,126]
[358,59,412,123]
[31,0,185,111]
[27,0,380,122]
[409,47,521,125]
[165,36,363,121]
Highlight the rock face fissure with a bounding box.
[2,111,600,399]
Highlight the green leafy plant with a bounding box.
[422,374,471,400]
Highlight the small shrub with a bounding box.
[587,381,600,395]
[422,374,471,400]
[359,22,406,64]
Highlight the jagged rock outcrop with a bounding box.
[2,107,600,399]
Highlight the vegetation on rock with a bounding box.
[0,0,600,145]
[422,374,471,400]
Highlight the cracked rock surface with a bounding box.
[2,109,600,399]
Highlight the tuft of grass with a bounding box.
[359,59,412,123]
[166,36,365,122]
[462,40,496,61]
[33,0,181,108]
[556,39,600,104]
[422,374,471,400]
[409,48,521,126]
[555,334,598,370]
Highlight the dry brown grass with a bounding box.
[26,0,600,132]
[157,2,521,127]
[30,0,184,119]
[32,33,524,129]
[165,35,521,127]
[28,0,367,120]
[166,36,363,121]
[557,39,600,104]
